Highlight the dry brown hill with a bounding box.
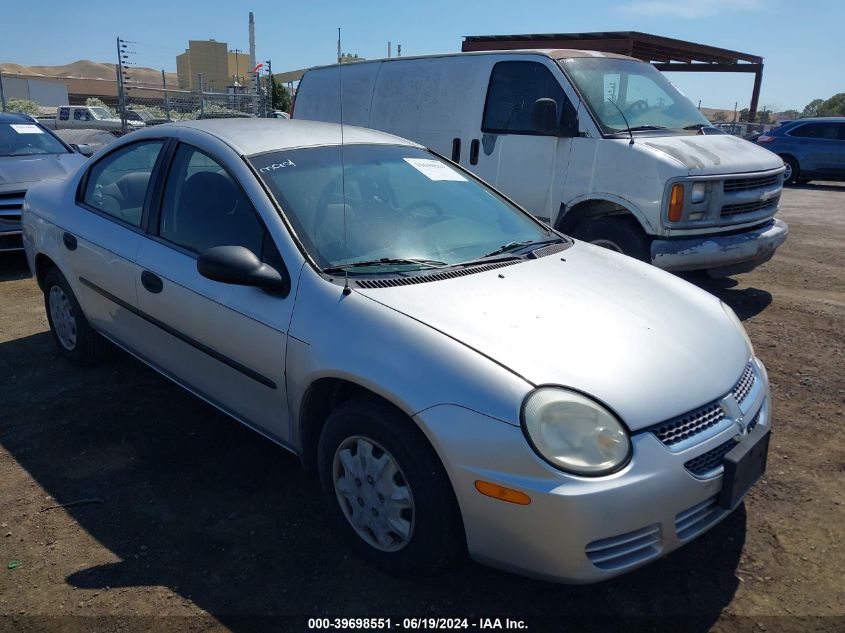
[1,60,177,86]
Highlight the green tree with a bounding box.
[781,109,799,120]
[270,76,291,113]
[713,110,728,122]
[801,98,824,118]
[758,109,771,124]
[738,108,749,122]
[5,98,40,116]
[818,93,845,117]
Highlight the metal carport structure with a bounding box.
[462,32,764,122]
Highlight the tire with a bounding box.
[573,216,651,262]
[318,396,464,576]
[43,267,108,366]
[781,156,799,185]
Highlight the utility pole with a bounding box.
[265,59,273,116]
[162,69,171,121]
[337,27,342,63]
[732,101,738,124]
[388,41,391,58]
[397,44,402,57]
[233,49,241,85]
[0,67,6,112]
[116,37,128,134]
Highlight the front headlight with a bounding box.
[721,301,754,355]
[691,182,707,203]
[521,388,631,476]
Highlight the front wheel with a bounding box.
[43,268,108,366]
[573,216,651,262]
[318,397,464,576]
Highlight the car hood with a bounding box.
[0,153,87,188]
[640,133,783,176]
[357,243,750,431]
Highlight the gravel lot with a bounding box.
[1,184,843,633]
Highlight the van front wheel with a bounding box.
[574,217,651,262]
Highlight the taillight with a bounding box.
[668,183,684,222]
[756,135,775,143]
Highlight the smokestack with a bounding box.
[249,12,256,78]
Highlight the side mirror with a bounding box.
[532,98,559,135]
[71,143,94,157]
[197,245,290,295]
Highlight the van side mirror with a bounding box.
[532,98,559,135]
[197,245,290,295]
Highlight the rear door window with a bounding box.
[81,141,164,227]
[789,123,840,139]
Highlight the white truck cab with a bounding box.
[294,49,788,276]
[53,106,144,133]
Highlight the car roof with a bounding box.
[781,117,845,124]
[148,118,422,157]
[0,112,37,123]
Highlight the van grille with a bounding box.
[732,363,756,405]
[723,174,780,192]
[585,524,661,570]
[354,260,517,289]
[721,196,780,216]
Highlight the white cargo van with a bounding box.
[294,50,789,276]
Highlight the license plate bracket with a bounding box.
[719,425,771,510]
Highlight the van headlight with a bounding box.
[721,301,754,355]
[691,182,707,203]
[521,388,631,476]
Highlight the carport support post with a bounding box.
[0,68,6,112]
[198,73,204,118]
[748,64,764,123]
[162,69,171,122]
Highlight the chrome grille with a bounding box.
[675,496,724,541]
[585,524,661,570]
[650,402,725,447]
[723,174,780,192]
[684,438,737,477]
[732,363,755,405]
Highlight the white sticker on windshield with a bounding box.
[403,158,466,181]
[10,124,44,134]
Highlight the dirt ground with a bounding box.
[1,184,843,633]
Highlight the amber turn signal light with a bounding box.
[668,183,684,222]
[474,480,531,505]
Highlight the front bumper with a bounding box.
[415,360,770,583]
[651,218,788,276]
[0,228,24,252]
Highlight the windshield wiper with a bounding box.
[627,125,668,131]
[456,237,565,267]
[323,257,448,274]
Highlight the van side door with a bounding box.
[472,59,577,223]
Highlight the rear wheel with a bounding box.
[574,216,651,262]
[781,156,799,185]
[43,268,107,366]
[318,397,464,576]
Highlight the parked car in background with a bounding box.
[755,117,845,184]
[295,50,788,277]
[23,118,771,583]
[39,106,145,133]
[0,112,90,252]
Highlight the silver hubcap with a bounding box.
[783,163,793,181]
[48,285,77,350]
[591,238,625,253]
[332,436,415,552]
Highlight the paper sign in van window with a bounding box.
[403,158,466,182]
[10,124,44,134]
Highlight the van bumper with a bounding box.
[651,218,788,276]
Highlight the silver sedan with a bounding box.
[22,118,771,582]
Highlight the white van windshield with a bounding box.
[251,145,557,273]
[561,58,711,135]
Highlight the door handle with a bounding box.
[62,232,77,251]
[141,270,163,294]
[451,137,461,162]
[470,139,480,165]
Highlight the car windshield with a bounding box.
[251,144,555,272]
[560,58,711,135]
[89,107,115,120]
[0,122,69,156]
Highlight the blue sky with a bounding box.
[2,0,841,111]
